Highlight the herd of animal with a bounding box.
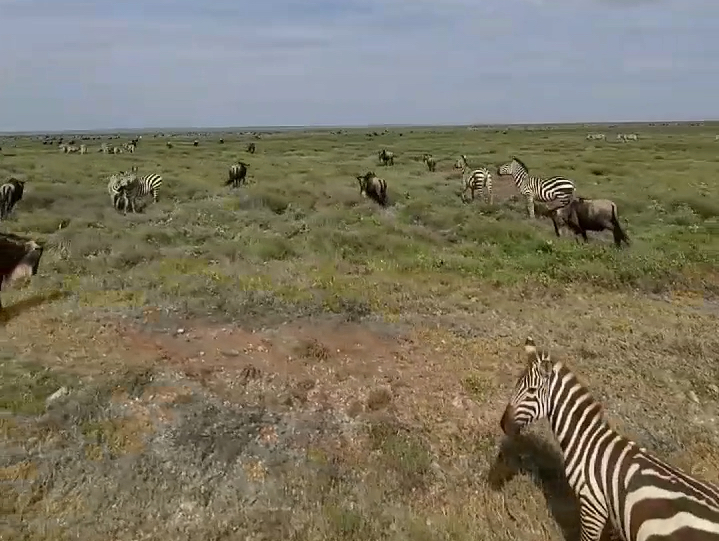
[1,130,718,540]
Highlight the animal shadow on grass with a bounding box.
[0,290,69,324]
[487,432,581,541]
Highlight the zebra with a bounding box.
[378,149,394,166]
[227,162,248,188]
[0,178,25,219]
[454,155,468,170]
[617,133,638,142]
[501,337,719,541]
[166,141,173,149]
[126,166,163,204]
[79,144,87,154]
[586,133,606,141]
[422,153,437,172]
[497,157,576,219]
[123,142,136,153]
[247,142,255,154]
[107,170,138,213]
[461,167,493,204]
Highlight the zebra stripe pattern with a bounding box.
[501,337,719,541]
[617,133,638,142]
[461,167,493,204]
[497,157,576,218]
[107,170,138,212]
[586,133,606,141]
[131,170,163,203]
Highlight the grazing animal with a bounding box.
[219,138,225,144]
[422,153,437,172]
[497,157,576,218]
[166,141,173,149]
[0,232,44,310]
[501,337,719,541]
[227,162,249,188]
[79,144,88,154]
[193,140,199,147]
[247,142,256,154]
[0,178,25,219]
[617,133,638,142]
[378,149,394,166]
[586,133,606,141]
[461,167,493,204]
[548,196,630,247]
[356,171,388,206]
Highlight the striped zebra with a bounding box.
[79,144,87,154]
[127,166,163,203]
[617,133,638,142]
[497,157,576,218]
[454,155,468,170]
[123,142,136,153]
[501,337,719,541]
[461,167,493,204]
[422,153,437,172]
[586,133,606,141]
[107,170,138,212]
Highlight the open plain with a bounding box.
[1,123,718,541]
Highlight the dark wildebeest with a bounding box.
[247,143,256,154]
[193,140,199,147]
[378,149,394,166]
[422,153,437,172]
[545,197,630,248]
[356,171,388,206]
[0,178,25,220]
[226,162,249,188]
[219,138,225,144]
[0,232,44,310]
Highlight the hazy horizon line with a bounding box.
[2,118,718,136]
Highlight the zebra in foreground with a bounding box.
[586,133,606,141]
[497,157,576,218]
[501,337,719,541]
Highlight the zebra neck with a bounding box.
[546,364,611,457]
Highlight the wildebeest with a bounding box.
[226,162,249,188]
[219,138,225,144]
[0,178,25,219]
[193,140,199,147]
[546,197,630,247]
[166,141,173,149]
[0,232,44,310]
[378,149,394,166]
[356,171,388,206]
[247,143,256,154]
[422,153,437,172]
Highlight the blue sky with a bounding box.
[1,0,717,131]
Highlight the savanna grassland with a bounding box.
[1,124,718,541]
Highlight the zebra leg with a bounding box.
[526,194,535,218]
[578,499,607,541]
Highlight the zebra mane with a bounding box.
[511,156,530,172]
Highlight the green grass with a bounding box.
[1,124,719,541]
